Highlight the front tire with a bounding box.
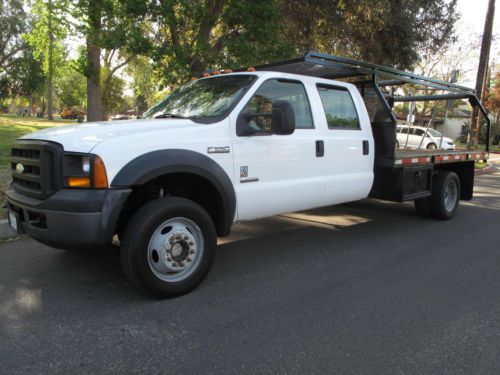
[426,143,437,150]
[121,197,217,297]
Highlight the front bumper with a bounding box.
[6,185,131,249]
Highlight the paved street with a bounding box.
[1,164,499,374]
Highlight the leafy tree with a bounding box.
[24,0,69,119]
[100,48,135,118]
[279,0,458,69]
[126,56,160,110]
[75,0,149,121]
[147,0,291,87]
[0,0,27,72]
[484,71,500,142]
[6,43,46,113]
[53,61,86,109]
[100,67,127,115]
[0,76,12,109]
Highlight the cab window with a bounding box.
[242,79,313,131]
[316,84,360,129]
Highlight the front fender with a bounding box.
[111,149,236,235]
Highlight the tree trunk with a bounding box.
[29,93,33,116]
[47,0,54,120]
[86,1,102,122]
[468,0,495,149]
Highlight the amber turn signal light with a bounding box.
[67,177,91,188]
[93,155,108,189]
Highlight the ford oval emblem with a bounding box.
[16,163,24,174]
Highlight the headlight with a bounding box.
[63,153,108,189]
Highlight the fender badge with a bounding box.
[240,166,248,178]
[16,163,24,174]
[207,146,230,154]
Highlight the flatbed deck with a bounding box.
[390,149,487,168]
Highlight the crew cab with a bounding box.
[6,52,491,297]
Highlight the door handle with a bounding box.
[363,140,369,155]
[316,140,324,157]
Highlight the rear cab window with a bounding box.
[316,84,360,130]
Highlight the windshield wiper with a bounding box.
[152,113,190,119]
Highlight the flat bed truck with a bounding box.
[6,52,490,297]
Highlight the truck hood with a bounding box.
[20,118,204,153]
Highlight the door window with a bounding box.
[316,85,360,129]
[241,79,313,132]
[413,128,425,136]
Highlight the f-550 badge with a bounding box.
[207,146,230,154]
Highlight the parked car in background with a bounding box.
[397,125,455,150]
[111,114,131,121]
[61,107,85,120]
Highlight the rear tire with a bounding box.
[429,171,460,220]
[426,143,437,150]
[120,197,217,298]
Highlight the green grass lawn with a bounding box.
[0,114,73,218]
[474,161,489,169]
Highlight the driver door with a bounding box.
[231,78,325,221]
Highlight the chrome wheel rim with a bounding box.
[428,143,437,149]
[444,179,458,212]
[147,217,204,282]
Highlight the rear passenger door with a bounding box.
[314,84,374,205]
[412,128,426,148]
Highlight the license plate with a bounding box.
[8,210,19,233]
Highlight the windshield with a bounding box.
[143,74,256,121]
[426,128,442,137]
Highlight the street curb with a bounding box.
[0,220,16,240]
[475,165,495,175]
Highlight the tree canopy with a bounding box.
[2,0,461,118]
[0,0,28,72]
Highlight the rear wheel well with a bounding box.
[116,173,228,237]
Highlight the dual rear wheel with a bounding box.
[414,171,460,220]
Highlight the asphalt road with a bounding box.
[1,165,500,374]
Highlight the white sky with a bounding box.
[455,0,499,85]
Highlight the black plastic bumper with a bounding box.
[5,185,131,249]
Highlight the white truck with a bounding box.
[6,52,491,297]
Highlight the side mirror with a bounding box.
[236,100,296,136]
[271,100,295,135]
[236,112,258,136]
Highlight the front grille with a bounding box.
[11,140,63,199]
